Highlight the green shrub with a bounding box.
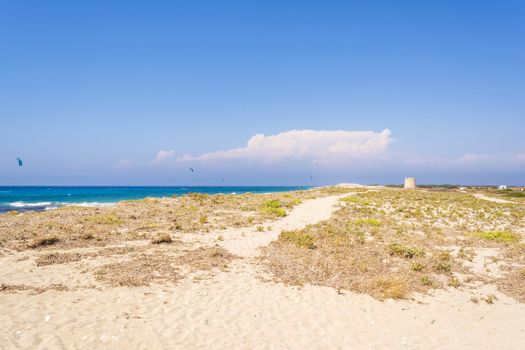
[389,243,424,259]
[261,200,287,217]
[355,218,381,226]
[279,230,316,249]
[473,231,520,243]
[410,262,425,272]
[340,197,369,205]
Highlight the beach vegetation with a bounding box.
[151,233,173,244]
[389,243,424,259]
[279,230,316,249]
[473,231,520,243]
[260,200,287,217]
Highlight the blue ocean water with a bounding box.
[0,186,309,213]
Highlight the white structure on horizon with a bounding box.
[498,185,507,190]
[404,177,416,189]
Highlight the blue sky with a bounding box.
[1,0,524,185]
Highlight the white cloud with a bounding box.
[153,150,176,163]
[179,129,391,162]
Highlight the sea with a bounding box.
[0,186,310,213]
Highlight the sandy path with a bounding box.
[2,193,525,349]
[473,193,513,204]
[216,194,346,257]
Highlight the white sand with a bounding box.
[1,194,525,349]
[473,193,513,204]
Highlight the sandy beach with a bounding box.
[1,187,525,349]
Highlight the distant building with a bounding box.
[404,177,416,189]
[498,185,507,190]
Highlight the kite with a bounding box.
[189,168,194,172]
[16,158,23,167]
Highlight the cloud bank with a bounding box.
[180,129,391,162]
[153,150,176,163]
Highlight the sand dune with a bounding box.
[1,193,525,349]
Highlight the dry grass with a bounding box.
[261,188,525,301]
[0,187,351,251]
[0,283,70,294]
[94,246,238,287]
[35,252,82,266]
[94,254,183,287]
[174,246,238,271]
[151,233,173,244]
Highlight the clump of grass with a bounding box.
[420,275,434,286]
[434,261,451,273]
[29,236,60,249]
[260,200,287,217]
[473,231,520,243]
[256,225,265,232]
[279,230,316,249]
[35,252,82,266]
[484,294,497,304]
[340,197,369,205]
[86,213,123,225]
[503,191,525,198]
[410,262,425,272]
[174,246,238,271]
[371,276,408,299]
[355,218,381,226]
[389,243,424,259]
[151,233,172,244]
[95,255,182,287]
[448,277,461,288]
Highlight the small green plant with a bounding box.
[261,200,287,217]
[340,197,369,205]
[435,261,451,273]
[256,225,265,232]
[420,275,433,286]
[410,262,425,272]
[473,231,520,243]
[355,218,381,226]
[448,277,460,288]
[457,247,474,261]
[279,230,316,249]
[389,243,424,259]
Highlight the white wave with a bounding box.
[9,201,52,208]
[64,202,116,207]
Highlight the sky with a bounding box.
[1,0,524,186]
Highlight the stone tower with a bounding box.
[404,177,416,189]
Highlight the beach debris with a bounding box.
[16,157,23,167]
[404,177,416,189]
[45,314,51,322]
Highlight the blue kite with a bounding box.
[16,158,23,167]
